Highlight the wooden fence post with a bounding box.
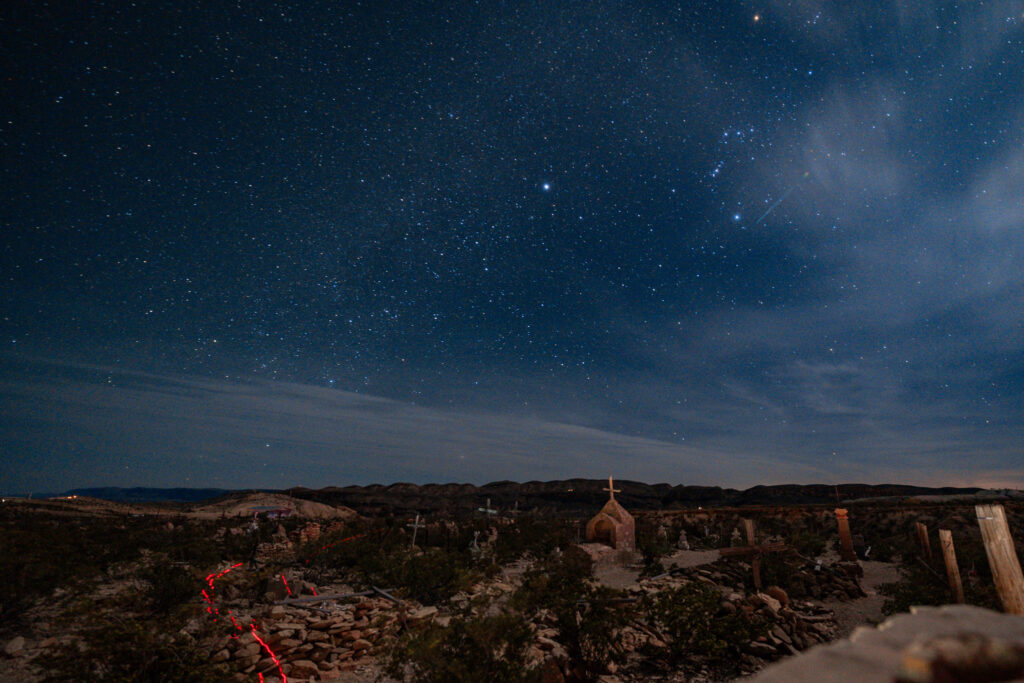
[835,508,857,561]
[938,529,964,604]
[915,521,933,560]
[742,518,756,546]
[976,504,1024,614]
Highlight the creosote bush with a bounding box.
[642,581,766,665]
[37,616,229,683]
[514,547,624,681]
[384,611,538,683]
[144,561,196,615]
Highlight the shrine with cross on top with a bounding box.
[584,476,636,551]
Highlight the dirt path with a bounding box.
[593,549,721,590]
[826,560,900,638]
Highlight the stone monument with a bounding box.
[584,476,635,551]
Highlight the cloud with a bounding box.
[0,356,834,493]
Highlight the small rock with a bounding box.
[746,641,777,657]
[4,637,26,657]
[765,585,789,608]
[287,659,319,677]
[755,592,782,614]
[409,606,438,621]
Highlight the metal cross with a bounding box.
[407,513,425,547]
[478,498,497,516]
[603,475,621,500]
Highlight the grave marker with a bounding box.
[976,504,1024,614]
[938,529,964,604]
[406,513,425,548]
[835,508,857,562]
[915,521,933,560]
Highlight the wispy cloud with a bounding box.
[0,356,835,493]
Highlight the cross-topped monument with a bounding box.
[603,475,621,500]
[406,513,425,547]
[585,475,635,551]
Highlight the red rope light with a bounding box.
[280,574,293,596]
[251,621,287,683]
[201,562,280,677]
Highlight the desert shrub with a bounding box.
[492,515,576,563]
[555,585,625,681]
[302,524,476,604]
[643,581,766,664]
[878,560,1000,615]
[144,562,196,614]
[513,546,594,613]
[384,611,538,683]
[636,522,674,578]
[514,548,623,680]
[788,530,826,558]
[389,547,475,604]
[37,617,229,683]
[0,516,152,620]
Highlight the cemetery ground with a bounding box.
[0,491,1021,682]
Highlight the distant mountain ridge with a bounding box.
[285,481,995,516]
[56,481,1010,511]
[62,487,236,503]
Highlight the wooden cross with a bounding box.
[406,513,425,547]
[603,475,621,500]
[478,498,497,516]
[719,542,789,591]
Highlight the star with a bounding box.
[542,183,551,191]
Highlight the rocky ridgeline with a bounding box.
[288,481,985,515]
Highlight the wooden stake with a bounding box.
[742,518,756,546]
[938,529,964,604]
[915,521,933,560]
[835,508,856,561]
[720,543,788,591]
[976,504,1024,614]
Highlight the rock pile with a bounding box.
[214,596,414,681]
[651,555,865,602]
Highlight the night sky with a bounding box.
[2,2,1022,493]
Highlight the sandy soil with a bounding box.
[825,560,900,638]
[593,548,721,590]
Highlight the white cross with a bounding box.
[603,475,621,500]
[478,498,497,515]
[407,513,425,547]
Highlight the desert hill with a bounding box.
[188,491,358,520]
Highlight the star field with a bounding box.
[2,1,1022,491]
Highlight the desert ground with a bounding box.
[1,486,1021,682]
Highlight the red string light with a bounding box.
[251,621,287,683]
[201,562,281,680]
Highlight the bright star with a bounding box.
[733,213,741,221]
[542,183,551,191]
